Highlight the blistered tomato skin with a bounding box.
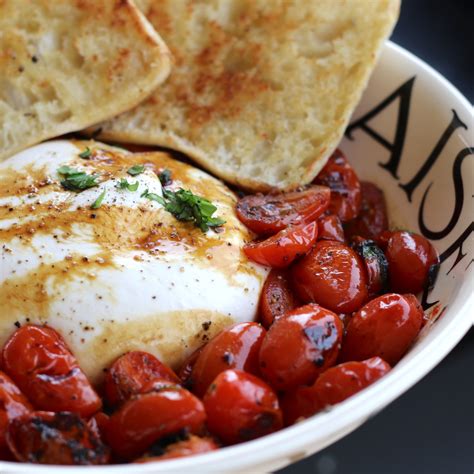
[178,346,204,390]
[385,231,439,294]
[317,214,345,242]
[106,387,206,459]
[345,181,388,240]
[236,186,330,235]
[136,436,218,463]
[104,351,179,408]
[351,239,389,297]
[0,371,32,458]
[291,240,369,314]
[2,325,101,417]
[314,149,361,222]
[203,370,282,445]
[341,293,424,365]
[243,221,318,268]
[281,357,391,425]
[259,269,299,328]
[190,322,266,397]
[259,304,344,391]
[7,411,109,465]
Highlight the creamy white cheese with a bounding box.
[0,140,268,381]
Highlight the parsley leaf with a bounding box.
[127,164,145,176]
[158,169,172,186]
[117,178,139,192]
[78,147,92,159]
[58,166,99,191]
[144,187,225,232]
[91,190,106,209]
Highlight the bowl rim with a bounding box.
[2,41,473,473]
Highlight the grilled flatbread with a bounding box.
[0,0,171,161]
[88,0,399,190]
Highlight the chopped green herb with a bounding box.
[78,147,92,159]
[58,166,99,192]
[127,164,145,176]
[142,190,165,205]
[140,188,149,198]
[117,178,139,192]
[144,187,225,232]
[158,169,172,186]
[91,190,106,209]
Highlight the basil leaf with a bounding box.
[79,147,92,159]
[127,164,145,176]
[147,188,225,232]
[91,190,106,209]
[58,166,99,191]
[117,178,139,192]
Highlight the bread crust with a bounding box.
[88,0,399,191]
[0,0,172,161]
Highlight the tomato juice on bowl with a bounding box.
[0,41,472,473]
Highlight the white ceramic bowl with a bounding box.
[2,41,473,474]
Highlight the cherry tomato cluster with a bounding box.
[0,149,439,466]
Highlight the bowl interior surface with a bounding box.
[1,41,473,474]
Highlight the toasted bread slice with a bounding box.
[87,0,399,191]
[0,0,171,161]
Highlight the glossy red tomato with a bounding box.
[313,149,361,222]
[136,436,218,462]
[259,304,343,390]
[2,325,101,417]
[385,231,439,293]
[0,371,32,459]
[345,181,388,240]
[106,387,206,459]
[178,346,204,390]
[236,186,330,235]
[204,370,282,445]
[351,238,389,297]
[259,269,299,328]
[190,322,266,397]
[7,411,109,465]
[244,221,318,268]
[104,351,179,408]
[341,293,424,365]
[317,214,345,242]
[88,412,110,444]
[291,240,369,314]
[281,357,391,425]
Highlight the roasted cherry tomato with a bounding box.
[259,269,299,328]
[313,149,361,222]
[179,346,204,390]
[204,370,282,445]
[136,435,218,463]
[236,186,330,235]
[291,240,368,314]
[282,357,390,425]
[341,293,424,365]
[88,412,110,444]
[2,325,101,417]
[7,411,109,465]
[190,322,266,397]
[345,181,388,240]
[244,221,318,268]
[106,387,206,459]
[385,231,439,293]
[317,214,345,242]
[104,351,179,408]
[259,304,343,390]
[0,371,32,459]
[351,238,389,297]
